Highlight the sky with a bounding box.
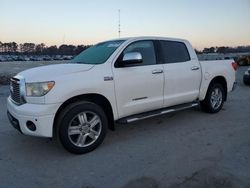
[0,0,249,50]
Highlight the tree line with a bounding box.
[0,41,91,56]
[1,41,250,55]
[195,46,250,54]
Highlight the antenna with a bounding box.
[118,9,121,38]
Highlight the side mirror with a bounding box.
[122,52,142,65]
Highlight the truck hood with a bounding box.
[18,63,94,82]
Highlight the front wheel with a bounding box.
[200,83,225,113]
[57,101,107,154]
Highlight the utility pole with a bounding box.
[118,9,121,38]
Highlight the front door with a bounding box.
[113,40,164,118]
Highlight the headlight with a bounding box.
[245,71,249,75]
[26,81,55,97]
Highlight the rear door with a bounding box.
[113,40,164,118]
[159,40,202,107]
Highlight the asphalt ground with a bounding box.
[0,66,249,188]
[0,60,66,84]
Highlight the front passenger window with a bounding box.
[122,41,156,66]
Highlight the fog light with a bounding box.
[26,121,36,131]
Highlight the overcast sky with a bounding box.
[0,0,249,49]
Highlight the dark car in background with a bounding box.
[243,68,250,85]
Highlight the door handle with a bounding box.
[191,66,200,71]
[152,69,163,74]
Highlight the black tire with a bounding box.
[200,83,225,113]
[243,75,250,85]
[57,101,108,154]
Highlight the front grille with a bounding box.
[10,78,21,104]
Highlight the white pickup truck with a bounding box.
[7,37,237,154]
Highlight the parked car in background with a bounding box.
[63,55,73,60]
[0,54,74,62]
[42,55,53,61]
[0,56,4,62]
[237,55,250,66]
[53,55,63,60]
[243,68,250,85]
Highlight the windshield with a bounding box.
[71,40,125,64]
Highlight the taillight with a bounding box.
[232,62,238,71]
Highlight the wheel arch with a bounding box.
[53,93,115,137]
[204,76,228,101]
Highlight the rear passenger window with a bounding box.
[160,41,190,63]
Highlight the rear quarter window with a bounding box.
[160,41,190,63]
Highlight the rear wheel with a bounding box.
[57,101,107,154]
[201,83,225,113]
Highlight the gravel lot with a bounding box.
[0,65,249,188]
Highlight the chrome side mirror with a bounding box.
[122,52,142,65]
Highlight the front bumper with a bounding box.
[7,97,62,137]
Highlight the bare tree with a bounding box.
[0,41,2,53]
[35,43,45,54]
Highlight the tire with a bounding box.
[243,75,250,85]
[200,83,225,113]
[57,101,108,154]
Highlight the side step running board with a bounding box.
[116,102,199,124]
